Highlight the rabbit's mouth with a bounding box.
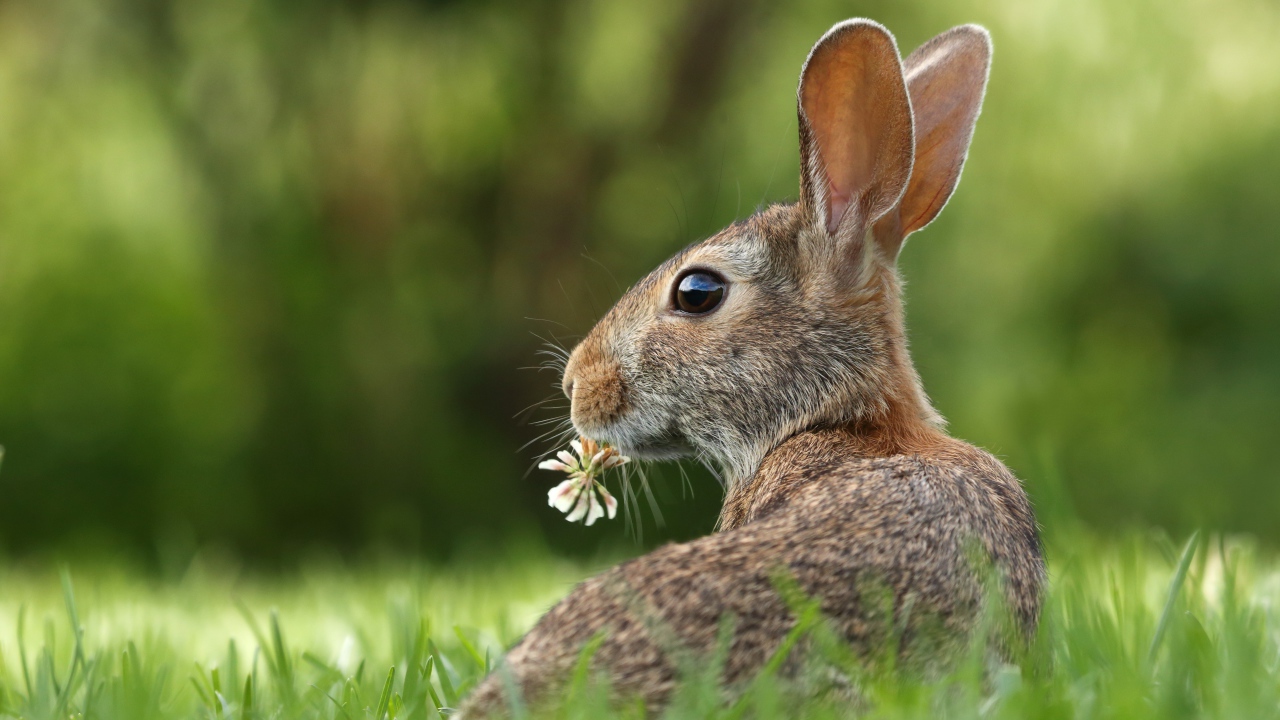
[582,418,688,461]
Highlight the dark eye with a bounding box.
[674,271,726,315]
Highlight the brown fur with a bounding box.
[459,20,1043,718]
[566,342,630,430]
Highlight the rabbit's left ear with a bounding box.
[798,20,914,249]
[875,25,992,261]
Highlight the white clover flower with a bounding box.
[539,436,628,526]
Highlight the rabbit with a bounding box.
[459,19,1044,717]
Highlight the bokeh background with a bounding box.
[0,0,1277,565]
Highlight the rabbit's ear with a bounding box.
[875,25,991,260]
[798,20,914,247]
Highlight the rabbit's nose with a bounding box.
[562,376,575,400]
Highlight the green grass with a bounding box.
[0,532,1276,719]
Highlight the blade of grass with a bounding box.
[401,623,428,720]
[17,604,33,700]
[190,666,214,710]
[564,631,606,708]
[302,652,337,674]
[241,673,254,720]
[269,610,295,701]
[43,634,62,699]
[426,640,457,708]
[319,686,355,720]
[452,627,486,672]
[234,601,280,681]
[374,667,396,720]
[226,639,241,707]
[54,571,86,717]
[422,657,444,711]
[1148,530,1200,664]
[211,666,227,717]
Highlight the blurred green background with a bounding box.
[0,0,1276,565]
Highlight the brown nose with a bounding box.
[562,346,581,400]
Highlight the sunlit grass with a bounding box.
[0,531,1276,718]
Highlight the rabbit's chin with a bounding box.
[617,442,688,462]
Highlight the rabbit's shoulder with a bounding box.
[708,427,1043,632]
[722,427,1038,548]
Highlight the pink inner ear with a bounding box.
[826,181,851,234]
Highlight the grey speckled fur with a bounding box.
[460,19,1044,717]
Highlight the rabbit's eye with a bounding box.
[674,271,726,315]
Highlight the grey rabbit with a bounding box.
[460,18,1044,717]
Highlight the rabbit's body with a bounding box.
[460,20,1044,717]
[464,429,1041,713]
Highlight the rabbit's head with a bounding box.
[561,21,992,483]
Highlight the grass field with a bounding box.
[0,532,1276,719]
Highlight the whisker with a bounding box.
[618,464,633,533]
[520,425,578,480]
[529,415,572,427]
[697,452,726,490]
[639,464,665,530]
[512,394,566,423]
[540,339,574,356]
[529,333,575,361]
[531,330,577,348]
[676,461,694,500]
[518,419,576,454]
[524,316,572,331]
[619,461,656,544]
[580,251,624,296]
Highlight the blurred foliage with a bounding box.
[0,0,1276,561]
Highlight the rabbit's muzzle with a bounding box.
[563,343,630,435]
